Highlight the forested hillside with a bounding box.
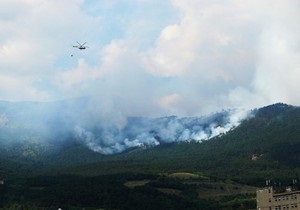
[0,103,299,180]
[0,103,299,209]
[25,103,298,185]
[45,103,299,182]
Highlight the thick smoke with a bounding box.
[0,99,251,155]
[73,107,251,154]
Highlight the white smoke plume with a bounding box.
[0,99,251,155]
[73,108,251,154]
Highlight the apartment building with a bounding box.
[257,186,300,210]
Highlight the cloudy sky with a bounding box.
[1,0,299,117]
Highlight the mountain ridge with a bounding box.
[0,101,299,181]
[0,97,250,155]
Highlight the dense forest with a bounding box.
[0,103,299,209]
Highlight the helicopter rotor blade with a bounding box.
[77,41,81,46]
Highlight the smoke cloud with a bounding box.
[1,1,299,114]
[71,103,251,154]
[0,99,251,155]
[0,1,299,154]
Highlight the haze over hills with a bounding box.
[1,100,300,209]
[1,1,299,208]
[0,99,299,179]
[0,97,250,156]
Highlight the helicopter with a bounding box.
[73,42,88,50]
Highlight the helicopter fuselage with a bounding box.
[73,42,88,50]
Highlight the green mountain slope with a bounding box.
[41,103,300,185]
[1,103,299,209]
[1,103,299,181]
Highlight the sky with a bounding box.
[1,0,300,118]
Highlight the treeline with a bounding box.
[1,103,299,209]
[1,173,226,210]
[52,103,300,185]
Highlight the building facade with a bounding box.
[257,186,300,210]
